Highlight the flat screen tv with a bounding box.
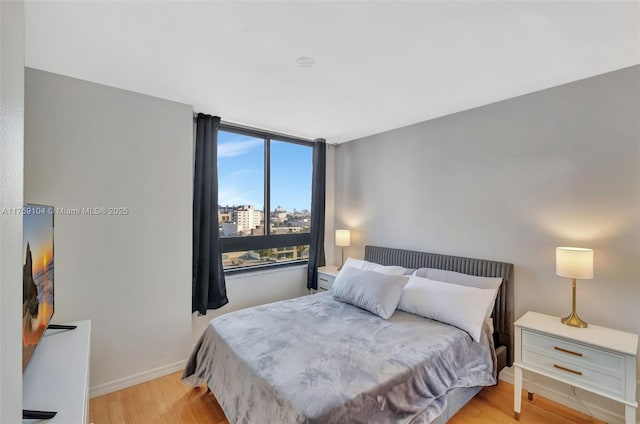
[22,204,54,372]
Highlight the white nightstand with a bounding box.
[513,311,638,424]
[317,266,339,291]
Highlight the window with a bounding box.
[217,125,313,271]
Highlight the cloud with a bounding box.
[218,187,263,209]
[218,138,262,158]
[218,169,263,207]
[221,169,253,180]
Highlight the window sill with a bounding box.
[224,262,308,280]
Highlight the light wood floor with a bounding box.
[90,371,604,424]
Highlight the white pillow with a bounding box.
[332,266,408,319]
[412,267,503,290]
[343,257,411,275]
[412,268,503,319]
[397,275,497,342]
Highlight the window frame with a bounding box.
[218,123,314,273]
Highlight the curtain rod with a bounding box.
[193,113,321,143]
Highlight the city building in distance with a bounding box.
[218,204,311,269]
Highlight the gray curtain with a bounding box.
[192,114,228,314]
[307,139,327,290]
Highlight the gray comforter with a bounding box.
[183,292,496,424]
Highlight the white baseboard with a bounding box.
[500,367,626,424]
[89,359,187,399]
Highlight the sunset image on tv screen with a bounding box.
[22,205,54,371]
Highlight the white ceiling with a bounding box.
[25,1,639,143]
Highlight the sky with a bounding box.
[218,130,312,212]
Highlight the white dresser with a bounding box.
[23,320,92,423]
[317,265,339,291]
[513,311,638,424]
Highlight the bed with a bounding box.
[183,245,514,424]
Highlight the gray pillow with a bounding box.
[332,266,408,319]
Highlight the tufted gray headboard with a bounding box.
[364,245,515,370]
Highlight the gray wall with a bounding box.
[25,68,193,391]
[0,1,25,421]
[334,65,640,420]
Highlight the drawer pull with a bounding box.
[553,364,582,376]
[554,346,583,357]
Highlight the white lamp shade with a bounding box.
[335,230,351,247]
[556,247,593,279]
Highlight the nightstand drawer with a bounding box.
[523,330,625,374]
[318,274,335,291]
[522,347,625,397]
[522,330,626,397]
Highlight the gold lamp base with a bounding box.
[561,312,588,328]
[561,278,588,328]
[337,247,345,271]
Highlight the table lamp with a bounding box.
[556,247,593,328]
[335,230,351,270]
